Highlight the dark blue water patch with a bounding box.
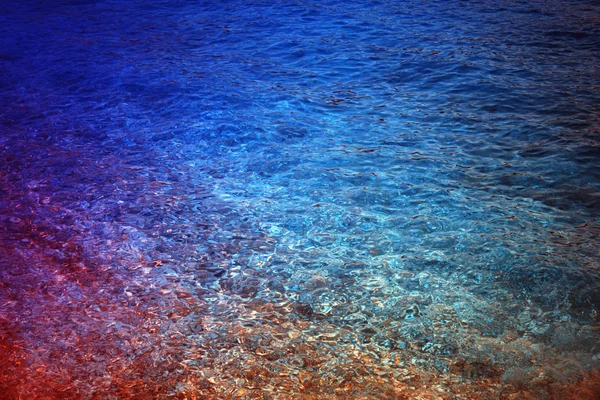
[543,30,591,40]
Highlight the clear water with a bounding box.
[1,0,599,398]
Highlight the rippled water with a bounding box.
[1,0,600,398]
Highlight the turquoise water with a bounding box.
[1,0,599,398]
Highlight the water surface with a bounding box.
[1,0,599,398]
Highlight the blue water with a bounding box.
[1,0,599,398]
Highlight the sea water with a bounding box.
[1,0,599,398]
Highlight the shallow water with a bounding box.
[1,0,600,398]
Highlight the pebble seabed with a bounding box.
[1,0,600,399]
